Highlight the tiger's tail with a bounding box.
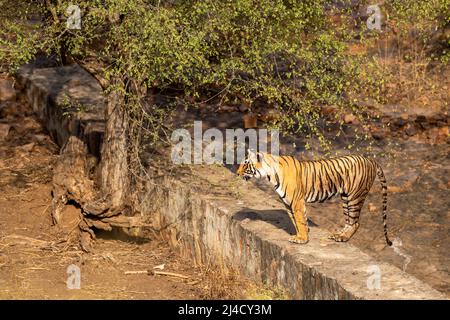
[376,163,392,246]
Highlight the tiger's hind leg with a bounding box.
[329,193,366,242]
[329,223,360,242]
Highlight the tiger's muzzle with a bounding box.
[236,163,255,181]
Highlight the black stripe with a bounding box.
[322,160,338,195]
[328,159,343,191]
[310,162,317,201]
[321,160,335,196]
[274,172,280,190]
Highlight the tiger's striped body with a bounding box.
[237,151,392,246]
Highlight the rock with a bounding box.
[427,126,449,144]
[16,142,35,153]
[60,204,82,234]
[400,113,409,121]
[437,126,449,143]
[393,117,407,128]
[0,101,16,118]
[33,134,49,143]
[373,243,387,252]
[387,185,404,193]
[217,105,237,113]
[22,117,42,132]
[430,114,446,123]
[427,117,438,125]
[0,79,16,102]
[419,122,431,130]
[371,127,388,140]
[80,231,93,252]
[321,106,336,116]
[368,203,377,213]
[405,124,418,136]
[401,171,420,185]
[381,116,391,125]
[344,113,356,124]
[0,123,11,140]
[259,109,282,123]
[415,115,427,124]
[387,172,419,193]
[243,113,258,128]
[238,104,250,112]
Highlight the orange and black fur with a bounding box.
[237,151,392,246]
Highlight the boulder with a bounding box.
[405,124,418,136]
[427,126,449,144]
[344,113,356,124]
[0,79,16,102]
[0,123,11,140]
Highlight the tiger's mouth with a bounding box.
[243,174,252,181]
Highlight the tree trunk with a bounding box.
[100,77,129,209]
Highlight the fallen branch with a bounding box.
[102,215,153,228]
[124,270,189,279]
[0,234,50,247]
[124,270,148,275]
[152,270,189,279]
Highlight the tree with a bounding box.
[0,0,159,249]
[1,0,400,248]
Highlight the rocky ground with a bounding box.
[169,97,449,296]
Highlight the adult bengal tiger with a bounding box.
[236,150,392,246]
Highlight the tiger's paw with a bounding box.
[328,233,350,242]
[329,224,359,242]
[289,235,309,244]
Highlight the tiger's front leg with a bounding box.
[288,199,309,244]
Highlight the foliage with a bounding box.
[0,0,447,154]
[385,0,450,63]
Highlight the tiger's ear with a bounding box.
[247,149,257,162]
[256,152,264,162]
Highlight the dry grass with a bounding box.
[197,263,289,300]
[376,30,449,111]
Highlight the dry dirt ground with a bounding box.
[0,97,272,300]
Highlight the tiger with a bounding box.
[236,150,392,246]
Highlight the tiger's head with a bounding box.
[237,150,270,181]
